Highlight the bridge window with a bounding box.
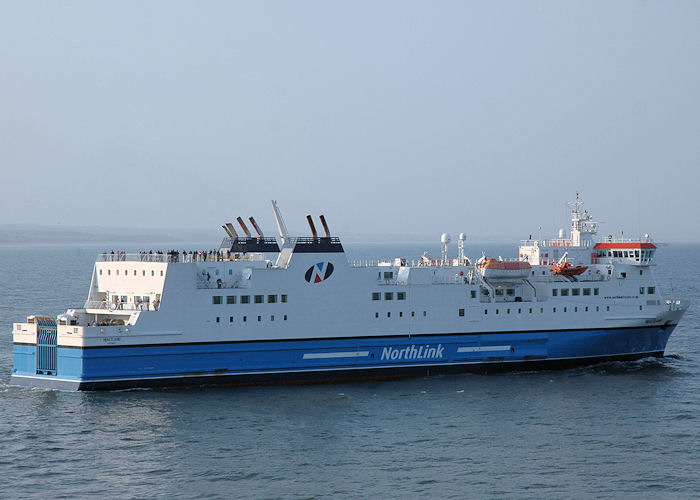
[506,288,515,295]
[552,289,558,297]
[471,290,477,299]
[212,296,222,305]
[583,288,591,296]
[572,289,580,296]
[241,295,250,304]
[648,287,655,294]
[216,317,220,323]
[227,296,236,304]
[229,316,233,323]
[384,271,393,279]
[385,292,393,300]
[254,295,264,304]
[594,288,599,295]
[268,295,277,303]
[372,292,380,301]
[459,308,465,317]
[281,294,288,303]
[397,292,406,300]
[561,289,569,296]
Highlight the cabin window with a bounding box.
[133,270,137,276]
[639,287,645,295]
[142,270,145,276]
[385,292,393,300]
[216,317,220,323]
[243,316,247,322]
[283,315,287,321]
[372,292,380,301]
[383,271,393,279]
[387,312,391,318]
[561,289,569,296]
[268,295,277,303]
[241,295,250,304]
[495,309,499,315]
[574,307,578,312]
[484,309,488,315]
[471,290,477,299]
[606,306,610,311]
[411,311,415,317]
[212,296,222,305]
[254,295,263,304]
[281,294,288,303]
[229,269,233,275]
[518,308,521,314]
[552,289,558,297]
[553,307,556,313]
[99,269,103,275]
[459,308,465,317]
[583,288,591,296]
[540,308,543,313]
[152,270,154,276]
[506,309,510,314]
[648,287,655,294]
[563,307,567,312]
[399,312,403,317]
[160,271,163,276]
[423,311,427,317]
[572,289,580,296]
[257,316,261,322]
[271,315,274,321]
[529,308,532,313]
[227,296,236,304]
[640,270,643,276]
[594,288,599,296]
[229,316,233,323]
[397,292,406,300]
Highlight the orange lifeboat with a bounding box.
[550,262,588,276]
[478,258,531,280]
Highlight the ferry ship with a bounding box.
[11,196,689,390]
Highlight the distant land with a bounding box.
[0,224,527,246]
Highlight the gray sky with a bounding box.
[1,1,699,242]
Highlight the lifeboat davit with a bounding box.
[550,262,588,276]
[478,258,531,280]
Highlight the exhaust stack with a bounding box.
[236,217,252,238]
[225,223,239,239]
[306,215,318,239]
[319,215,331,238]
[248,217,264,238]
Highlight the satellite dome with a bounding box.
[441,233,451,244]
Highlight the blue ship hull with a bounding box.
[11,325,674,391]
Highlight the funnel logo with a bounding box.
[305,262,334,283]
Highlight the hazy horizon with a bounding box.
[2,2,699,242]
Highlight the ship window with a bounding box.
[639,305,643,311]
[506,309,510,314]
[243,316,247,322]
[271,315,274,321]
[387,312,391,318]
[216,317,220,323]
[151,270,154,276]
[518,308,521,314]
[495,288,504,296]
[284,315,287,321]
[375,312,379,318]
[99,269,102,275]
[372,292,380,301]
[116,270,119,275]
[540,308,543,313]
[471,290,477,299]
[254,295,264,304]
[596,306,600,311]
[561,289,569,296]
[585,306,588,312]
[257,316,261,322]
[241,295,250,304]
[529,308,532,313]
[216,270,220,275]
[552,289,558,297]
[583,288,591,296]
[640,270,643,276]
[281,294,288,303]
[553,307,556,313]
[160,271,163,276]
[212,296,222,305]
[385,292,393,300]
[423,311,427,317]
[229,269,233,275]
[399,312,403,317]
[648,287,655,294]
[574,307,578,312]
[563,307,567,312]
[412,311,415,317]
[268,295,277,303]
[506,288,514,295]
[459,308,465,317]
[496,309,499,315]
[572,289,580,296]
[397,292,406,300]
[377,272,381,279]
[142,270,145,276]
[639,287,645,295]
[133,270,137,276]
[384,271,393,279]
[229,316,233,323]
[594,288,599,296]
[606,306,610,311]
[227,295,236,304]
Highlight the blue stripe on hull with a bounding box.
[11,325,675,391]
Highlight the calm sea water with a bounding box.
[1,242,698,499]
